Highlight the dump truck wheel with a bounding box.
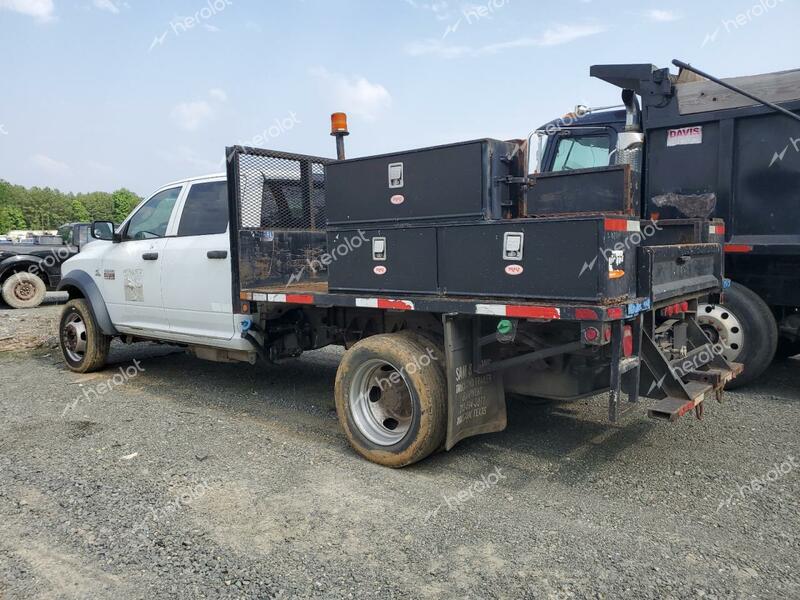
[2,272,46,309]
[59,299,111,373]
[335,333,447,467]
[698,282,777,389]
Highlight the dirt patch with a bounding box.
[0,302,63,352]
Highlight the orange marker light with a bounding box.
[331,112,349,135]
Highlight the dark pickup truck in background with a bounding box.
[0,223,90,309]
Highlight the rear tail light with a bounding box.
[623,325,633,357]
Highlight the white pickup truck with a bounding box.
[57,139,738,468]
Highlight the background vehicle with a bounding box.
[0,223,90,308]
[57,111,740,467]
[534,60,800,387]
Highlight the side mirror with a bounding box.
[91,221,116,242]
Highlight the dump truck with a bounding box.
[57,110,740,467]
[534,60,800,387]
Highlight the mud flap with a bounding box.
[443,314,507,450]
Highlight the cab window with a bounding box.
[125,187,181,240]
[552,135,611,171]
[177,181,228,236]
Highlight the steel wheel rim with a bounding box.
[62,312,88,363]
[697,303,745,362]
[349,358,414,446]
[14,279,36,301]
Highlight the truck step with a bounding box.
[648,382,712,421]
[618,356,640,374]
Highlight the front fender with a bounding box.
[57,270,118,336]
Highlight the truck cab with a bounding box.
[59,173,254,367]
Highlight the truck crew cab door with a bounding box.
[100,185,183,332]
[161,177,236,340]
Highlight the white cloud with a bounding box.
[170,100,214,131]
[405,39,472,59]
[169,89,227,131]
[92,0,119,14]
[646,9,680,22]
[406,24,606,58]
[534,24,606,46]
[311,68,391,121]
[209,88,228,102]
[203,23,220,32]
[31,154,70,175]
[156,147,221,174]
[0,0,55,21]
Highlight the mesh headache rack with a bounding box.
[226,146,333,299]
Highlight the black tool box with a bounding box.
[325,139,523,226]
[327,227,438,294]
[328,216,643,302]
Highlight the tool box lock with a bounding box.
[503,232,524,261]
[388,163,404,189]
[372,237,387,261]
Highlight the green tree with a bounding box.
[111,188,141,224]
[69,198,91,222]
[0,205,27,234]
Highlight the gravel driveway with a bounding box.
[0,308,798,599]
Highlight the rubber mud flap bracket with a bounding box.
[443,314,507,451]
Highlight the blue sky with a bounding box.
[1,0,798,196]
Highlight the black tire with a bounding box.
[1,272,47,309]
[699,282,778,389]
[334,333,447,468]
[59,299,111,373]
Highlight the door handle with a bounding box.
[142,252,159,261]
[207,250,228,259]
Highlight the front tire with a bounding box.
[334,333,447,467]
[698,282,777,389]
[1,272,46,309]
[59,299,111,373]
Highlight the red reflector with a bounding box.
[725,244,753,253]
[584,327,599,342]
[606,307,624,320]
[575,308,599,320]
[623,325,633,357]
[286,294,314,304]
[506,305,560,320]
[604,218,629,232]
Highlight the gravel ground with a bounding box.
[0,295,67,352]
[0,307,798,599]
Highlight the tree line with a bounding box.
[0,179,142,234]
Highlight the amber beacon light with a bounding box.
[331,112,349,160]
